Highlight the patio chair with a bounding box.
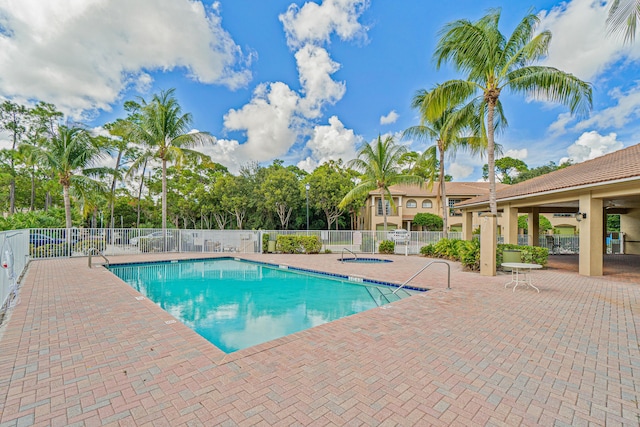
[545,235,560,254]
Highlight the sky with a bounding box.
[1,0,639,181]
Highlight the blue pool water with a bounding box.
[110,258,418,353]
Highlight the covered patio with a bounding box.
[458,143,640,277]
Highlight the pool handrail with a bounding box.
[88,247,110,268]
[341,248,358,263]
[393,260,450,294]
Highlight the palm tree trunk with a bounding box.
[30,165,35,211]
[381,189,388,231]
[439,144,448,238]
[109,151,123,229]
[136,161,148,228]
[63,185,72,228]
[162,159,167,230]
[487,100,497,215]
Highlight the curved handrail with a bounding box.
[341,248,358,263]
[88,247,110,268]
[393,260,450,294]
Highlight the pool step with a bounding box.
[367,286,413,306]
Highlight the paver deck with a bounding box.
[0,253,639,426]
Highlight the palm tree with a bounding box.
[607,0,640,43]
[133,89,214,230]
[430,9,592,215]
[103,119,137,229]
[403,86,485,237]
[39,126,106,228]
[339,135,423,230]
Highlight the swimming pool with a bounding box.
[110,258,419,353]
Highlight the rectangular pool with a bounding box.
[109,258,418,353]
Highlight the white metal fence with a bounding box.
[1,229,29,313]
[0,226,598,313]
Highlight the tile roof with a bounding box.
[370,181,509,197]
[458,143,640,207]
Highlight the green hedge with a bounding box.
[275,235,322,254]
[420,239,548,271]
[497,243,549,267]
[74,238,106,254]
[378,240,395,254]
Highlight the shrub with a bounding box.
[74,238,106,254]
[30,243,71,258]
[378,240,395,254]
[262,233,270,252]
[420,244,436,256]
[497,243,549,267]
[420,239,548,272]
[275,235,322,254]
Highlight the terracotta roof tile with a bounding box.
[370,181,508,197]
[458,143,640,207]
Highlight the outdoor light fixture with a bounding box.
[575,212,587,221]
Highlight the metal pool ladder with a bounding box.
[341,248,357,263]
[88,247,110,268]
[392,260,451,294]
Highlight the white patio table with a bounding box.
[502,262,542,293]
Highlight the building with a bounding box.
[363,182,580,233]
[456,143,640,276]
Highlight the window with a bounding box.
[422,200,433,208]
[406,199,417,208]
[448,199,462,217]
[376,199,393,216]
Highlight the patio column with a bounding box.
[503,204,518,245]
[480,214,497,276]
[579,193,603,276]
[461,210,474,241]
[528,208,539,246]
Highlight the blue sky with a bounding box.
[1,0,639,181]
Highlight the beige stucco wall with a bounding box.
[621,208,640,255]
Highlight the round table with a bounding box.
[502,262,542,292]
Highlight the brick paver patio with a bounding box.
[0,253,638,426]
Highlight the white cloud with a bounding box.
[501,148,528,160]
[380,110,399,125]
[297,157,318,173]
[575,84,640,130]
[279,0,368,48]
[538,0,640,81]
[559,130,623,164]
[0,0,251,118]
[223,82,301,163]
[448,162,474,180]
[295,44,346,118]
[216,0,370,169]
[305,116,360,165]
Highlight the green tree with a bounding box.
[518,215,552,234]
[607,0,640,43]
[412,212,443,231]
[511,160,571,184]
[132,88,214,230]
[306,160,352,230]
[0,101,28,214]
[339,135,423,230]
[431,9,592,215]
[261,162,302,229]
[482,156,528,184]
[38,126,106,228]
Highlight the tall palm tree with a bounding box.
[104,118,137,229]
[430,9,592,215]
[39,126,106,228]
[403,86,485,237]
[607,0,640,43]
[133,89,214,230]
[339,135,423,230]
